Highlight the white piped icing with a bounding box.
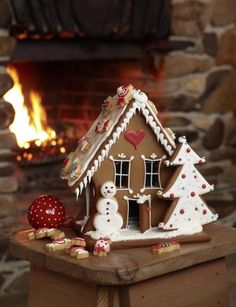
[86,221,203,241]
[68,87,176,195]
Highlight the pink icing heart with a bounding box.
[124,129,145,149]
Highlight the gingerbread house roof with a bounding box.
[61,86,176,196]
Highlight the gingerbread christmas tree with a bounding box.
[159,136,218,230]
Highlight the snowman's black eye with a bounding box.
[111,186,114,189]
[105,186,108,189]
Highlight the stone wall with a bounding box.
[0,1,29,306]
[0,0,235,306]
[153,0,236,223]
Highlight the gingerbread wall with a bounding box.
[0,0,235,306]
[83,111,173,233]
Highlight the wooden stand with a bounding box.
[9,224,236,307]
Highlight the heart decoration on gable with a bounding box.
[124,129,145,149]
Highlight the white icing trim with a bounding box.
[150,153,157,159]
[75,188,80,201]
[85,185,90,217]
[118,153,126,159]
[86,222,203,241]
[140,155,164,193]
[109,155,134,194]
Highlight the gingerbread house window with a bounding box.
[109,156,134,192]
[140,155,163,192]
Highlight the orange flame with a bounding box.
[3,67,56,148]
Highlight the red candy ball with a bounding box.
[28,195,65,229]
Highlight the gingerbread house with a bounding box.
[61,85,218,244]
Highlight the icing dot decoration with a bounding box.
[181,174,186,179]
[202,184,206,189]
[70,161,78,173]
[180,209,185,214]
[28,195,65,229]
[170,193,175,199]
[195,207,198,211]
[203,209,207,215]
[186,148,191,153]
[191,191,196,197]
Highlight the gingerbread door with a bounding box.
[126,198,151,233]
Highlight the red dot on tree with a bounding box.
[203,209,207,215]
[182,174,186,179]
[202,184,206,189]
[191,192,195,197]
[170,193,175,199]
[180,209,185,214]
[178,158,182,161]
[170,224,173,228]
[194,175,197,178]
[186,148,191,153]
[195,207,198,211]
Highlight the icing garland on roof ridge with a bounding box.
[71,87,176,196]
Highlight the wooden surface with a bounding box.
[28,265,98,307]
[9,223,236,286]
[120,258,228,307]
[27,258,228,307]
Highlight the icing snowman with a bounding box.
[93,182,123,235]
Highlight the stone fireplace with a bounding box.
[0,0,236,305]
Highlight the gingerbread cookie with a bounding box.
[50,229,65,240]
[94,238,111,253]
[70,237,86,247]
[67,246,89,259]
[46,238,71,252]
[152,241,180,255]
[28,228,58,240]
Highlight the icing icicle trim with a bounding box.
[71,88,176,195]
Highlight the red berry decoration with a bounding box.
[202,184,206,189]
[191,191,195,197]
[170,193,175,199]
[180,209,185,214]
[186,148,191,153]
[28,195,65,229]
[181,174,186,179]
[203,209,207,215]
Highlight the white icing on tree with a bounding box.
[161,139,218,230]
[169,137,205,166]
[93,182,123,236]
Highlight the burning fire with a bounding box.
[3,66,56,148]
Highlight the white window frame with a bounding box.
[140,154,165,193]
[109,155,134,193]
